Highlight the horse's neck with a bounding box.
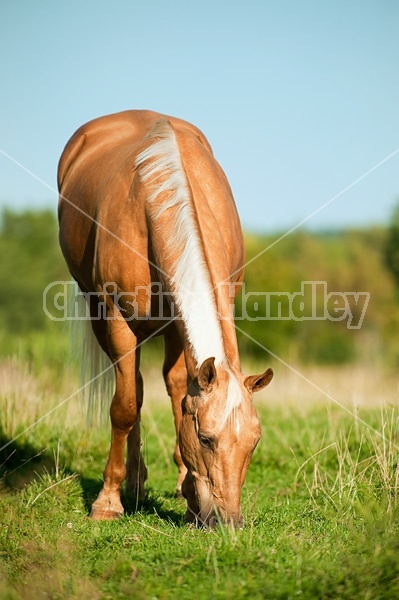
[178,276,240,380]
[213,280,241,368]
[134,118,241,377]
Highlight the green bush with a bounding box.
[2,208,399,367]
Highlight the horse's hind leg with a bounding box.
[163,327,188,497]
[90,311,144,520]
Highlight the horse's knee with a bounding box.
[110,393,138,431]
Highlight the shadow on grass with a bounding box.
[77,478,184,525]
[122,488,184,525]
[0,429,54,489]
[0,429,184,525]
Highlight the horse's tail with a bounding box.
[68,281,115,424]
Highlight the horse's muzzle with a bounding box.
[202,510,244,530]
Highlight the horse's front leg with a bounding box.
[90,317,140,520]
[163,327,188,497]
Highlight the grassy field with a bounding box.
[1,354,399,599]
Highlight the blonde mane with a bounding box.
[135,120,225,367]
[135,120,243,421]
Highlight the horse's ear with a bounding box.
[198,357,217,391]
[244,368,273,393]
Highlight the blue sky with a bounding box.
[0,0,398,232]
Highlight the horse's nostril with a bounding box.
[227,515,244,529]
[205,513,244,529]
[207,515,218,529]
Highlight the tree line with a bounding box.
[1,208,398,366]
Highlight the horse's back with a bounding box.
[58,110,211,189]
[58,111,162,286]
[58,110,243,292]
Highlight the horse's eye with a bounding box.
[198,434,214,450]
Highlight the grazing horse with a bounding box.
[58,110,273,528]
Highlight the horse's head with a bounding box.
[179,357,273,528]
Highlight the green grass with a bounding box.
[1,364,399,598]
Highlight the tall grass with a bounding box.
[293,404,399,516]
[1,353,399,598]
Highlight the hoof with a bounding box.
[89,493,124,520]
[89,506,123,520]
[174,489,184,499]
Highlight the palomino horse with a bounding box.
[58,110,273,528]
